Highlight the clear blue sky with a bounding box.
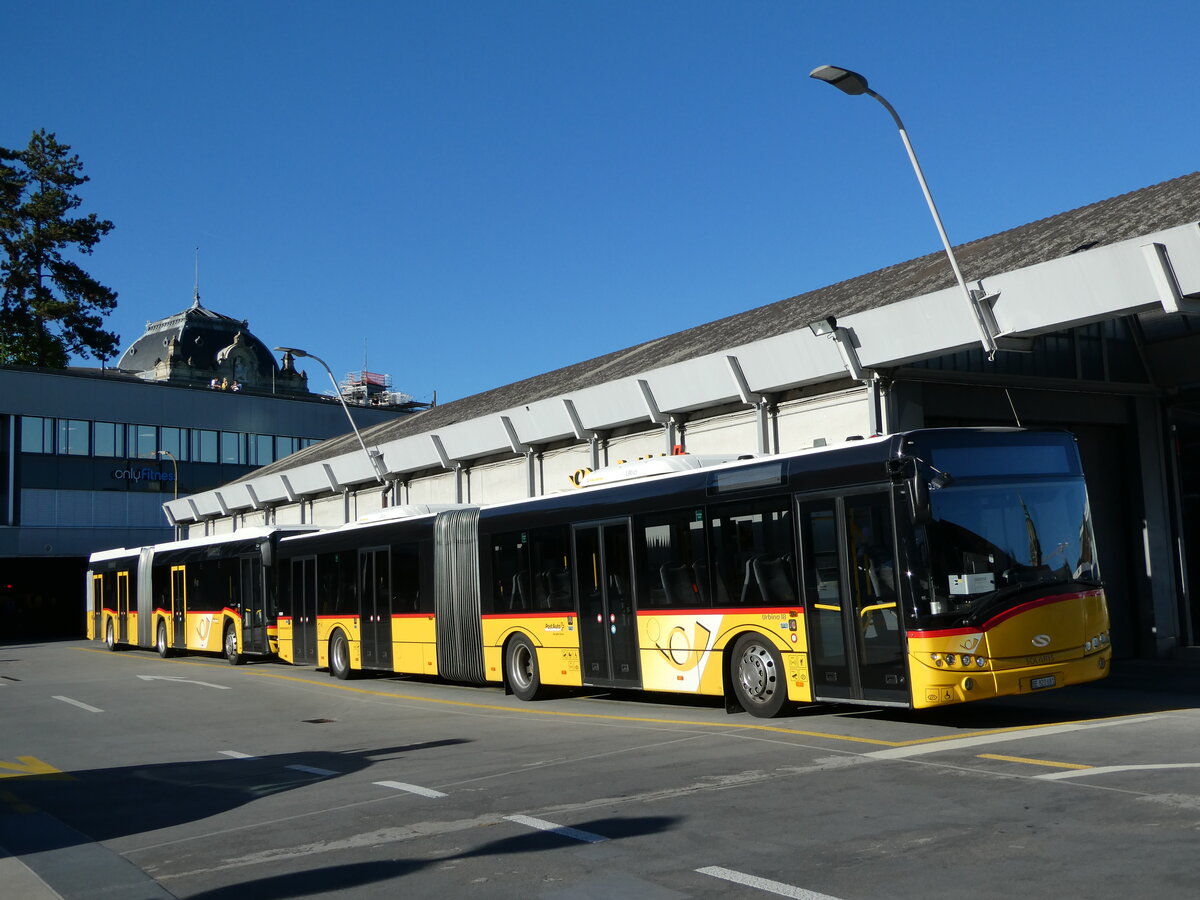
[6,1,1198,404]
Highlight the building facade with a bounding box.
[1,299,413,638]
[169,173,1200,661]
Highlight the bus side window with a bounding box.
[709,498,796,608]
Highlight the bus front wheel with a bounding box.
[506,635,546,701]
[729,635,787,718]
[329,631,352,680]
[224,624,244,666]
[156,621,172,659]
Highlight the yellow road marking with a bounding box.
[0,756,71,780]
[978,753,1092,770]
[78,645,1161,751]
[0,789,36,813]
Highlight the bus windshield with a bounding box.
[916,475,1100,627]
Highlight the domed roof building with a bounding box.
[115,291,308,395]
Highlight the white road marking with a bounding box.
[1036,762,1200,781]
[219,750,256,759]
[503,814,609,843]
[374,780,447,798]
[697,866,847,899]
[286,764,338,776]
[137,674,231,690]
[864,715,1158,759]
[52,695,103,713]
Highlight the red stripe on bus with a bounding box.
[908,590,1102,638]
[637,606,804,617]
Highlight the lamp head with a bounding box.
[809,65,870,96]
[274,345,308,358]
[807,316,838,337]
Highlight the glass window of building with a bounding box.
[128,424,157,461]
[276,435,299,459]
[192,429,218,463]
[57,419,90,456]
[221,431,245,465]
[20,416,53,453]
[250,434,274,466]
[93,421,124,458]
[160,427,188,462]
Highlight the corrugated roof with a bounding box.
[243,171,1200,479]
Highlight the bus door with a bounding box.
[90,574,103,641]
[359,547,393,670]
[573,521,640,688]
[239,556,266,653]
[798,492,908,705]
[170,566,187,650]
[290,557,318,665]
[117,571,131,642]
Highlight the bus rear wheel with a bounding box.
[506,635,546,701]
[329,631,352,680]
[729,635,787,718]
[156,621,172,658]
[224,624,244,666]
[105,620,116,651]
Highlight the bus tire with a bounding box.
[156,621,172,659]
[105,620,117,651]
[224,623,244,666]
[729,634,787,718]
[505,634,546,702]
[329,630,353,680]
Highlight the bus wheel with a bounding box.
[730,635,787,718]
[105,620,117,652]
[224,624,244,666]
[156,621,172,659]
[329,631,352,680]
[506,635,546,701]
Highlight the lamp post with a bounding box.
[274,346,387,484]
[809,65,1000,357]
[154,449,179,500]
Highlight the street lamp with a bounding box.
[154,449,179,500]
[809,65,1001,357]
[274,346,388,484]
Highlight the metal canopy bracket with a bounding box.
[245,485,262,510]
[322,464,343,493]
[1144,241,1200,314]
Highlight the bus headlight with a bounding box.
[975,656,986,667]
[945,654,956,666]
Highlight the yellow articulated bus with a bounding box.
[265,427,1110,716]
[87,527,315,664]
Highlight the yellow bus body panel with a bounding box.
[908,589,1111,708]
[482,614,584,688]
[637,609,812,702]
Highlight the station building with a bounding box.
[1,295,412,637]
[168,172,1200,662]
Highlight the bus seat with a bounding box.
[660,563,694,606]
[754,555,798,606]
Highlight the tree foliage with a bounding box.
[0,129,118,367]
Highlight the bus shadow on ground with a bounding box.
[0,739,469,854]
[179,814,681,900]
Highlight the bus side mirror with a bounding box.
[911,473,931,524]
[262,540,274,568]
[887,457,930,524]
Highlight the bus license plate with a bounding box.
[1031,675,1057,690]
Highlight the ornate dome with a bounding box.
[115,294,308,394]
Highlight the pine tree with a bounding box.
[0,129,118,366]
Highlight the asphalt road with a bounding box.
[2,640,1198,900]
